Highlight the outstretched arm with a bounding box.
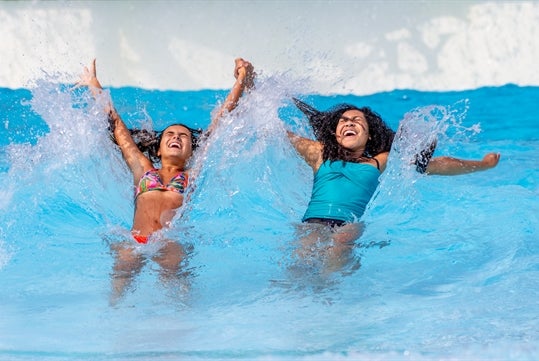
[206,58,255,135]
[426,152,500,175]
[77,59,151,178]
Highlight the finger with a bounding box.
[91,59,97,75]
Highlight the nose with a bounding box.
[340,116,355,126]
[167,134,182,147]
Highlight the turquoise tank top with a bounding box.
[303,160,380,223]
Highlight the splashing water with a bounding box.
[373,101,480,209]
[1,73,538,360]
[172,73,311,245]
[1,77,133,255]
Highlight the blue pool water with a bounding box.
[0,76,538,360]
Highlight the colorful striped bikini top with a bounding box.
[135,168,189,199]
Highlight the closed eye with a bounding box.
[339,116,365,124]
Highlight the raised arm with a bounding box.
[206,58,255,135]
[425,152,500,175]
[77,59,151,178]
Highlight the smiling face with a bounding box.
[334,110,370,153]
[157,124,194,163]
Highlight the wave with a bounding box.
[0,1,538,94]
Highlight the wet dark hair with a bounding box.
[293,98,395,163]
[108,115,202,164]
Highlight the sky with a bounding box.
[1,0,538,94]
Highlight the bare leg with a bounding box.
[110,243,144,306]
[323,223,364,274]
[332,223,363,245]
[153,240,185,280]
[295,223,363,275]
[152,241,191,301]
[296,228,324,262]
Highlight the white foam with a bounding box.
[0,1,538,94]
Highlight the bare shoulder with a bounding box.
[374,151,390,172]
[287,131,323,170]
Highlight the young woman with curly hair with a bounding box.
[287,99,500,271]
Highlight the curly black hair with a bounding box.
[108,114,202,164]
[293,98,395,163]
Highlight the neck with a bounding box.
[346,146,366,159]
[160,159,186,173]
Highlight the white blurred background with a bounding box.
[1,0,538,94]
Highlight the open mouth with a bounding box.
[168,141,181,149]
[343,129,357,137]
